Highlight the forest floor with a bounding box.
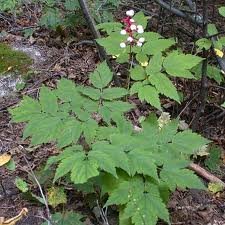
[0,1,225,225]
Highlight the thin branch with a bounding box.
[189,163,225,187]
[78,0,121,86]
[192,0,209,131]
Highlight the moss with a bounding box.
[0,43,33,75]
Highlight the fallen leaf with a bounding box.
[0,153,11,167]
[214,48,224,58]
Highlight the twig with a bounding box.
[21,153,52,225]
[192,0,209,131]
[78,0,121,86]
[189,163,225,187]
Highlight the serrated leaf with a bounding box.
[138,85,161,110]
[96,22,123,34]
[160,168,205,191]
[146,53,163,74]
[102,87,128,100]
[41,212,84,225]
[57,119,82,148]
[15,177,28,193]
[123,184,170,225]
[47,186,67,208]
[106,178,144,206]
[71,157,99,184]
[171,130,210,154]
[81,87,101,100]
[133,11,149,29]
[39,86,58,115]
[196,38,212,50]
[90,61,113,88]
[103,101,134,113]
[205,146,221,171]
[149,72,180,102]
[23,115,62,146]
[143,38,175,55]
[9,96,41,122]
[130,81,143,95]
[164,51,203,78]
[130,65,146,81]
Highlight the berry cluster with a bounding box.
[120,10,145,48]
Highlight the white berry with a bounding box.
[127,36,134,42]
[120,42,126,48]
[137,42,143,47]
[139,37,145,43]
[137,28,144,34]
[137,25,143,30]
[130,19,135,23]
[130,24,137,30]
[120,29,127,35]
[126,10,135,17]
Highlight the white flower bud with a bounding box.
[139,37,145,43]
[137,42,143,47]
[130,19,135,23]
[127,36,134,42]
[137,25,143,30]
[120,29,127,35]
[137,28,144,34]
[126,10,135,17]
[120,42,126,48]
[130,24,137,30]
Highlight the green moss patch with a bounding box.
[0,43,33,75]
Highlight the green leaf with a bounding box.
[15,177,28,193]
[143,38,175,55]
[222,102,225,107]
[138,85,161,110]
[130,81,143,95]
[55,78,81,102]
[207,23,218,36]
[170,130,210,154]
[123,184,170,225]
[41,212,84,225]
[23,115,62,146]
[102,87,128,100]
[130,65,146,81]
[39,86,58,115]
[136,53,148,66]
[133,11,149,29]
[103,101,134,113]
[219,6,225,17]
[57,119,82,148]
[39,8,61,29]
[149,72,180,102]
[47,186,67,208]
[6,159,16,171]
[160,168,205,191]
[71,157,99,184]
[205,146,221,171]
[96,22,123,34]
[196,38,212,50]
[163,51,203,78]
[64,0,80,11]
[106,178,144,206]
[9,96,41,122]
[146,53,163,74]
[90,61,113,88]
[81,87,101,100]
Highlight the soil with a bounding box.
[0,1,225,225]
